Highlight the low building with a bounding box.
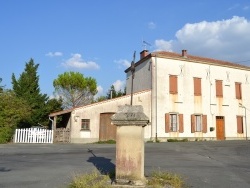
[49,49,250,143]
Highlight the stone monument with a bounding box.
[111,105,149,186]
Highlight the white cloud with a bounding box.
[62,53,100,70]
[115,59,130,68]
[46,52,63,57]
[112,80,125,91]
[94,85,104,99]
[154,16,250,63]
[155,39,173,52]
[148,21,156,29]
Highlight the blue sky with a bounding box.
[1,0,250,98]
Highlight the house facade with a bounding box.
[126,50,250,141]
[49,49,250,143]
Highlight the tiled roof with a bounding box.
[125,50,250,72]
[151,51,250,70]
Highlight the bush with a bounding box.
[0,127,14,144]
[95,140,116,144]
[167,138,188,142]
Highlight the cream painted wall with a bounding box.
[126,55,250,141]
[70,90,152,143]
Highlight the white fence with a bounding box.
[14,128,53,144]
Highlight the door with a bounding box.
[216,116,225,140]
[99,113,116,141]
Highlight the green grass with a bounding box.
[167,138,188,142]
[147,170,185,188]
[68,170,112,188]
[95,140,116,144]
[69,170,186,188]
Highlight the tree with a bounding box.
[53,71,97,109]
[106,85,126,99]
[12,59,49,128]
[0,78,4,92]
[0,91,31,143]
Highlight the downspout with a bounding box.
[155,54,158,141]
[49,116,54,130]
[209,66,215,135]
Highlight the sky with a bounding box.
[1,0,250,98]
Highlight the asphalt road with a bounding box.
[0,141,250,188]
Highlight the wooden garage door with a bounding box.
[99,113,116,141]
[216,116,225,140]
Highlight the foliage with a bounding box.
[68,170,112,188]
[0,77,4,92]
[95,140,116,144]
[167,138,188,142]
[11,59,62,128]
[106,85,125,99]
[94,96,107,102]
[0,91,31,143]
[53,71,97,109]
[147,170,185,188]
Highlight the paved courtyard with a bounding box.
[0,141,250,188]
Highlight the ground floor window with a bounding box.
[81,119,90,130]
[165,113,184,133]
[191,114,207,133]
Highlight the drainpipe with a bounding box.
[155,54,158,141]
[49,116,54,130]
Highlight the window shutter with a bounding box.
[202,115,207,133]
[191,114,195,133]
[216,80,223,97]
[194,78,201,96]
[169,75,178,94]
[235,82,242,99]
[165,113,170,133]
[237,116,243,133]
[179,114,184,133]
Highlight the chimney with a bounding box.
[182,49,187,58]
[140,50,149,59]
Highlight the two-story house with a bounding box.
[49,49,250,143]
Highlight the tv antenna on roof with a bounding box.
[142,40,151,50]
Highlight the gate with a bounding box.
[14,128,53,144]
[54,128,70,143]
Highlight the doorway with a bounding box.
[99,113,116,141]
[216,116,225,140]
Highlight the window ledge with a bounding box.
[80,129,90,131]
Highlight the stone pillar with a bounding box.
[111,105,149,186]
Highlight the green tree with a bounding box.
[0,78,4,92]
[106,85,126,99]
[53,71,97,109]
[0,91,31,143]
[12,59,49,128]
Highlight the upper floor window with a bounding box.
[194,77,202,96]
[81,119,90,130]
[191,114,207,133]
[235,82,242,99]
[216,80,223,97]
[165,113,183,133]
[169,75,178,94]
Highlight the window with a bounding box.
[165,113,183,133]
[236,116,243,134]
[194,77,202,96]
[169,75,178,94]
[235,82,242,99]
[216,80,223,97]
[191,114,207,133]
[81,119,90,130]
